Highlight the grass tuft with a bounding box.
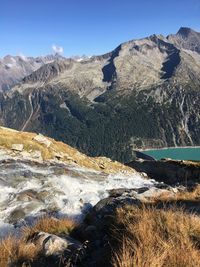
[0,216,76,266]
[0,235,41,266]
[23,216,76,237]
[112,205,200,267]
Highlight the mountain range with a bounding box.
[0,27,200,162]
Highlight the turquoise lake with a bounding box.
[144,147,200,161]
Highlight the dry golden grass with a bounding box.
[152,185,200,203]
[112,205,200,267]
[0,236,41,266]
[0,216,76,267]
[23,216,76,237]
[0,126,132,173]
[173,185,200,201]
[0,237,15,266]
[0,129,53,160]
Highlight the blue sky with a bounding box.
[0,0,199,57]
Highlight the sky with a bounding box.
[0,0,199,57]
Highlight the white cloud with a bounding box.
[18,53,27,61]
[52,44,64,54]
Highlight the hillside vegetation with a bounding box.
[0,126,132,173]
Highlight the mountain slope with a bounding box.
[0,126,131,173]
[0,27,200,162]
[0,54,64,91]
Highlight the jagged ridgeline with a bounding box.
[0,27,200,162]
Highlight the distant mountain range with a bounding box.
[0,53,66,91]
[0,27,200,162]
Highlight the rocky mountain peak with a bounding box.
[167,27,200,53]
[21,60,69,84]
[177,27,196,37]
[0,54,66,91]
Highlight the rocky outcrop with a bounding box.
[9,231,87,267]
[27,232,79,256]
[33,134,52,148]
[11,144,24,152]
[127,159,200,186]
[82,184,177,236]
[72,184,179,266]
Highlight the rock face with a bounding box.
[0,28,200,162]
[127,159,200,186]
[11,144,24,151]
[82,184,177,238]
[28,232,71,256]
[33,134,52,148]
[76,184,179,267]
[167,27,200,54]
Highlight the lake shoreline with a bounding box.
[140,146,200,161]
[141,146,200,152]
